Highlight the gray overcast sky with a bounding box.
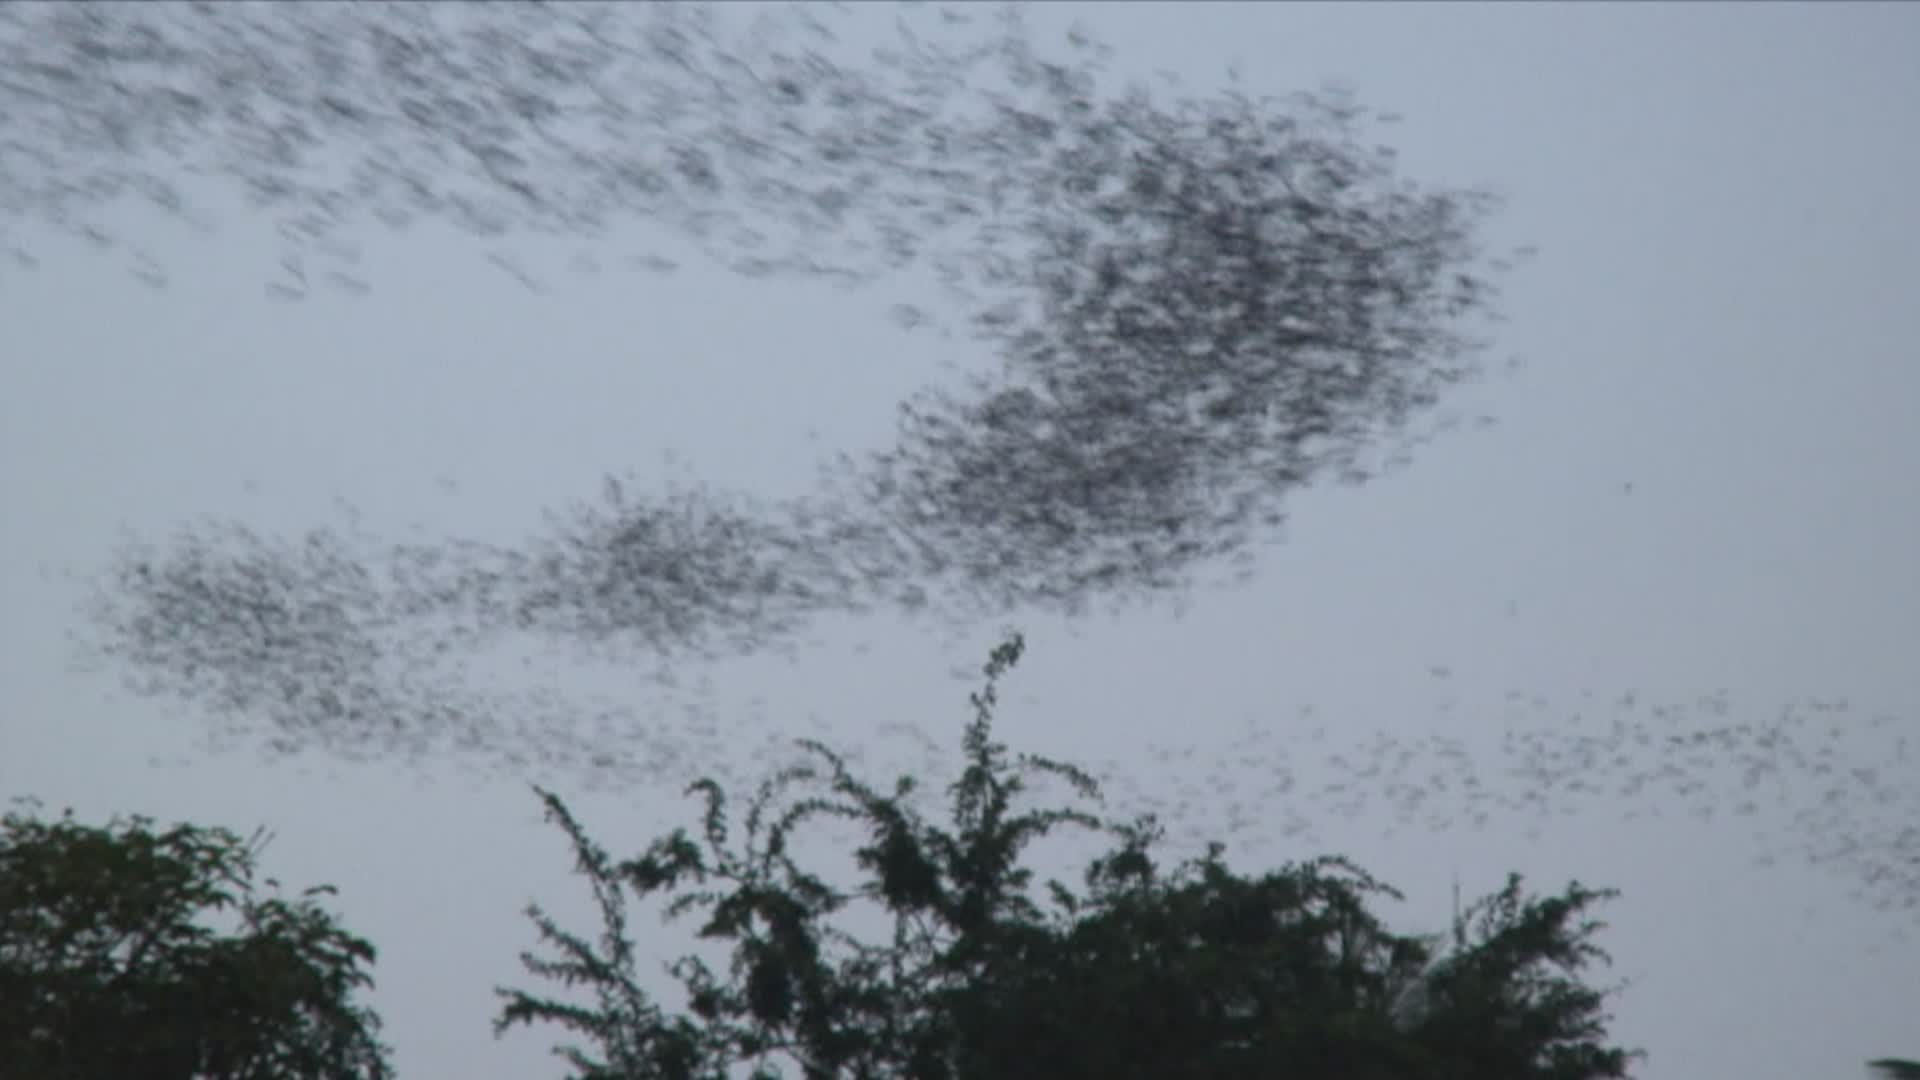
[2,2,1916,1078]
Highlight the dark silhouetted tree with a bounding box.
[0,801,392,1080]
[496,637,1637,1079]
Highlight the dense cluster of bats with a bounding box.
[5,2,1909,917]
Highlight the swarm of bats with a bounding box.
[7,2,1909,917]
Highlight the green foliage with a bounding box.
[0,802,392,1080]
[498,636,1639,1079]
[1870,1060,1920,1079]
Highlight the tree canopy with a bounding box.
[497,636,1637,1080]
[0,801,392,1080]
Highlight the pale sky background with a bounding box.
[3,3,1917,1078]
